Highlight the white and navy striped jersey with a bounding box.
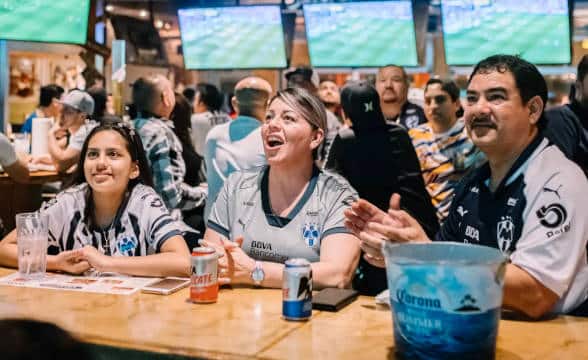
[437,136,588,314]
[207,166,357,263]
[40,184,190,256]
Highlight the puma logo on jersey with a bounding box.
[457,206,468,217]
[543,185,562,199]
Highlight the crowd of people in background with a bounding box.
[0,54,587,319]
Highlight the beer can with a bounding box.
[282,258,312,320]
[190,247,219,303]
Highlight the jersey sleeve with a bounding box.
[322,178,358,239]
[510,167,588,297]
[142,189,183,252]
[206,171,235,239]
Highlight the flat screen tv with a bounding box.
[0,0,90,45]
[441,0,571,65]
[303,1,418,68]
[178,6,288,70]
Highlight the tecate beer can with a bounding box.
[190,247,219,303]
[282,258,312,320]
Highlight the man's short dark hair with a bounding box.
[235,88,270,117]
[468,55,547,108]
[196,83,223,112]
[378,64,408,83]
[425,78,460,102]
[577,55,588,84]
[39,84,64,107]
[132,77,160,114]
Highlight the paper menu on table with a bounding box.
[0,272,160,295]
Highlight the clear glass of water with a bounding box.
[13,133,30,154]
[16,212,48,279]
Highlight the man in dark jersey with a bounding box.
[345,55,588,319]
[376,64,426,129]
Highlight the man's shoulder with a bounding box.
[528,143,585,181]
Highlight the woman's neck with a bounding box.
[267,160,314,216]
[92,190,126,228]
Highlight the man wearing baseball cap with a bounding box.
[47,89,97,172]
[325,80,438,295]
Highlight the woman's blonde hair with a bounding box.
[269,87,327,133]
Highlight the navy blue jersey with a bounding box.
[436,136,588,314]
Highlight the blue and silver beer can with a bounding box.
[282,258,312,321]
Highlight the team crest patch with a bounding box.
[117,236,138,254]
[496,216,514,254]
[302,223,320,247]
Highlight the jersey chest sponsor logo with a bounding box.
[465,225,479,242]
[496,216,514,254]
[251,241,272,251]
[302,223,320,247]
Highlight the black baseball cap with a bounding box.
[284,66,320,89]
[340,80,385,126]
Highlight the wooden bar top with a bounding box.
[0,267,587,359]
[0,170,61,185]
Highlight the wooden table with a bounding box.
[0,171,61,232]
[0,268,586,359]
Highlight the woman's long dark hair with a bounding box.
[68,121,154,189]
[171,93,198,156]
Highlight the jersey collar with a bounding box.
[479,134,545,195]
[261,165,320,227]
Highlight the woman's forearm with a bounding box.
[254,261,353,290]
[107,252,191,277]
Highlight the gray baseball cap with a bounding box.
[61,89,94,115]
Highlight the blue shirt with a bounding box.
[204,115,266,220]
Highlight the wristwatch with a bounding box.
[250,261,265,285]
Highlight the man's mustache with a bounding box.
[469,116,497,129]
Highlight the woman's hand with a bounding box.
[53,250,90,274]
[80,246,112,272]
[200,237,255,285]
[222,238,256,285]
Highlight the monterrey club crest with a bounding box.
[496,216,514,254]
[302,223,320,247]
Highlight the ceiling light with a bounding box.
[105,4,114,12]
[139,9,149,18]
[154,19,164,29]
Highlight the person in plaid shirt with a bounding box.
[132,75,206,218]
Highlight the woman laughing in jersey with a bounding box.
[202,87,360,289]
[0,123,191,277]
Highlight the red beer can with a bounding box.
[190,247,219,303]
